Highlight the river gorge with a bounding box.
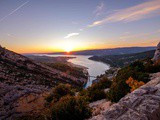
[39,54,110,87]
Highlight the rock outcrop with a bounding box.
[152,42,160,64]
[89,72,160,120]
[0,83,49,119]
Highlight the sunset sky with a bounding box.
[0,0,160,53]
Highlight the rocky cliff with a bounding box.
[89,72,160,120]
[152,42,160,64]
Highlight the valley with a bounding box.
[0,44,160,120]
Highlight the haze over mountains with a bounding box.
[89,50,156,67]
[46,46,156,56]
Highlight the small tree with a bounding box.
[126,77,145,92]
[51,95,91,120]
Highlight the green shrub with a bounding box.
[87,88,106,102]
[46,84,75,103]
[92,76,112,90]
[50,95,91,120]
[144,59,160,73]
[79,77,111,102]
[106,80,130,102]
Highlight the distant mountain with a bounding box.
[48,46,156,56]
[89,50,155,67]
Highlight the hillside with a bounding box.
[89,50,155,67]
[89,72,160,120]
[0,46,87,119]
[0,46,86,87]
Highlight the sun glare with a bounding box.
[56,40,85,53]
[63,41,74,53]
[64,46,72,53]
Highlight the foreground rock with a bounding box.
[0,83,49,119]
[89,99,111,117]
[89,72,160,120]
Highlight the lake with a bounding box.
[38,54,110,87]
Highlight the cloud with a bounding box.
[0,1,29,22]
[64,33,79,39]
[89,0,160,27]
[119,31,158,41]
[94,2,105,16]
[79,29,83,31]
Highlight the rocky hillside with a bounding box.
[0,46,87,119]
[89,72,160,120]
[88,42,160,120]
[0,46,86,87]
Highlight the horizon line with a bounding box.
[21,45,156,55]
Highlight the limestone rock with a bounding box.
[0,83,49,120]
[152,42,160,64]
[89,72,160,120]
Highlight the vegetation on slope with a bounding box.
[44,84,91,120]
[106,59,160,102]
[44,62,87,79]
[89,50,155,67]
[0,46,86,88]
[79,77,112,102]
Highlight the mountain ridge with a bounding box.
[44,46,156,56]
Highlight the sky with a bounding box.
[0,0,160,53]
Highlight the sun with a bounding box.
[64,42,74,53]
[64,46,72,53]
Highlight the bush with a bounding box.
[50,95,91,120]
[106,60,151,102]
[144,59,160,73]
[126,77,145,92]
[79,88,106,102]
[92,76,112,90]
[106,80,129,102]
[79,77,112,102]
[88,88,106,102]
[46,84,74,103]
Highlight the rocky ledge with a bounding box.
[0,83,49,120]
[89,72,160,120]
